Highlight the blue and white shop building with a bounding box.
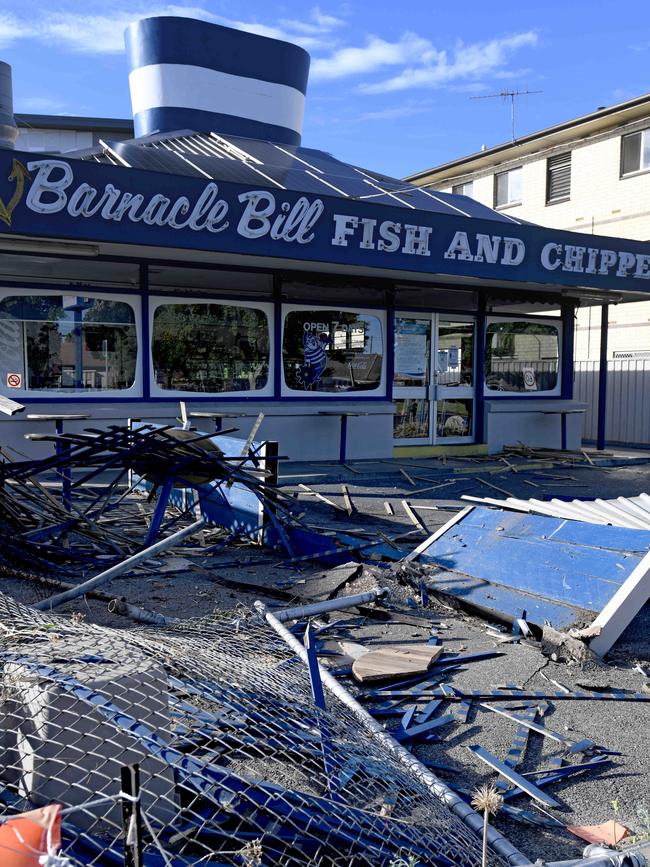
[1,17,648,460]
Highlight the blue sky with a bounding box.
[1,0,650,178]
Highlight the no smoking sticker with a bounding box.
[7,373,22,388]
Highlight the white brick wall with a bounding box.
[16,128,95,153]
[438,128,650,360]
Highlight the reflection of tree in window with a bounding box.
[0,295,137,391]
[485,321,559,392]
[283,310,383,392]
[152,304,269,393]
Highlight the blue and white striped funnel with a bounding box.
[125,16,310,144]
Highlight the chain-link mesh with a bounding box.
[0,592,503,866]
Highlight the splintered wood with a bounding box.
[401,500,428,532]
[352,644,444,682]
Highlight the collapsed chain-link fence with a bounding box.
[0,591,504,866]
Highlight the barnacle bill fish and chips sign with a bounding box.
[2,148,650,292]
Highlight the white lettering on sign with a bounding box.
[540,242,650,280]
[26,160,230,234]
[14,159,650,284]
[444,231,525,266]
[331,215,431,256]
[237,191,323,243]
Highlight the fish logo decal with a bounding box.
[0,159,30,227]
[297,331,329,387]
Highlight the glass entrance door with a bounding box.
[393,314,475,445]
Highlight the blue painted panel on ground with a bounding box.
[418,507,650,623]
[135,425,404,563]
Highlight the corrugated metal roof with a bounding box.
[461,493,650,530]
[67,129,525,222]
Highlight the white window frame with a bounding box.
[149,295,274,398]
[494,167,522,208]
[281,303,387,398]
[0,287,143,398]
[452,181,474,198]
[484,315,562,397]
[620,128,650,177]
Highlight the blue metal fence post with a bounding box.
[474,293,486,444]
[561,301,575,400]
[139,264,151,400]
[597,304,609,451]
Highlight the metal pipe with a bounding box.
[255,600,531,866]
[0,62,17,150]
[34,518,207,610]
[272,588,390,623]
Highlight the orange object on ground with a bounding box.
[567,819,630,845]
[0,804,62,865]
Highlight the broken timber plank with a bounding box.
[402,506,473,563]
[401,500,428,533]
[298,483,347,512]
[352,644,443,683]
[399,468,417,486]
[341,484,355,515]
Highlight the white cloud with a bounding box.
[360,32,538,93]
[15,95,68,112]
[0,5,346,54]
[278,6,345,36]
[311,32,437,80]
[357,101,433,122]
[0,12,34,47]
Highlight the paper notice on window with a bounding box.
[395,332,427,379]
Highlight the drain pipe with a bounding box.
[255,599,531,866]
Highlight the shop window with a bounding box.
[282,307,384,394]
[494,167,522,207]
[0,293,138,392]
[546,152,571,203]
[452,181,474,198]
[151,302,270,394]
[485,319,560,393]
[621,129,650,176]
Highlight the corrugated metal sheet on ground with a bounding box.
[417,507,650,629]
[462,492,650,530]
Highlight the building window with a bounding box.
[282,307,384,394]
[452,181,474,198]
[494,167,522,207]
[151,301,270,394]
[485,319,560,394]
[621,129,650,176]
[0,293,138,393]
[546,152,571,203]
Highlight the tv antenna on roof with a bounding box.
[470,89,542,141]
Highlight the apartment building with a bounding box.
[405,94,650,360]
[15,114,133,154]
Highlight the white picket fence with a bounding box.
[574,360,650,446]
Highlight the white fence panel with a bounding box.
[574,360,650,446]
